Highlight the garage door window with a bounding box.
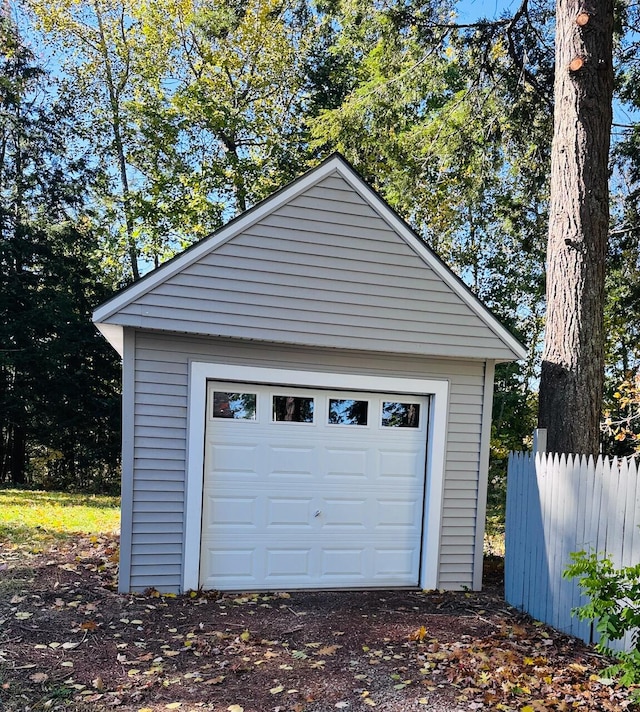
[381,401,420,428]
[328,398,368,426]
[212,392,257,420]
[273,395,314,423]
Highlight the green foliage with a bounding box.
[488,361,538,518]
[307,0,551,370]
[0,15,121,491]
[565,550,640,688]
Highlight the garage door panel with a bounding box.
[267,497,314,527]
[325,448,368,478]
[378,449,424,479]
[208,443,260,475]
[374,548,417,577]
[321,497,368,528]
[265,548,312,579]
[321,548,366,577]
[268,445,316,477]
[203,548,255,584]
[200,382,428,590]
[203,494,257,528]
[376,498,421,528]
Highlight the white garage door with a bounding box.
[200,381,429,590]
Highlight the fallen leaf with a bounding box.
[227,706,244,712]
[165,704,182,710]
[29,672,49,683]
[410,625,427,642]
[318,644,342,656]
[240,629,251,642]
[204,675,225,685]
[335,703,349,709]
[270,684,284,694]
[15,612,33,620]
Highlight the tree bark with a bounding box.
[538,0,614,455]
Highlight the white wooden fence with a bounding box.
[505,452,640,651]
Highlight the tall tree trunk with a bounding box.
[94,0,140,282]
[538,0,614,456]
[9,423,26,486]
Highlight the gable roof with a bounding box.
[93,153,526,362]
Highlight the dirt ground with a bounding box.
[0,536,635,712]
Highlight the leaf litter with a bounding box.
[0,534,636,711]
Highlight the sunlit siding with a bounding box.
[124,332,486,592]
[111,171,514,361]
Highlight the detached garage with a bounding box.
[93,154,525,594]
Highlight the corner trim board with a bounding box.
[182,361,450,592]
[473,359,496,590]
[118,328,136,593]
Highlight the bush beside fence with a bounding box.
[505,452,640,651]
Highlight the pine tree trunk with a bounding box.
[9,423,26,486]
[538,0,614,456]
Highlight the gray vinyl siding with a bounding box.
[125,330,486,592]
[109,172,514,361]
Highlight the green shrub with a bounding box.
[564,550,640,687]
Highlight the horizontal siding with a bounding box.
[135,522,183,534]
[109,171,515,360]
[115,312,504,360]
[132,294,500,340]
[130,574,183,590]
[127,332,487,592]
[132,487,184,500]
[138,285,486,331]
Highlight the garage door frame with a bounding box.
[183,361,450,592]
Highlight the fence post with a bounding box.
[533,428,547,454]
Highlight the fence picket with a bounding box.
[505,452,640,652]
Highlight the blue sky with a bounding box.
[455,0,524,22]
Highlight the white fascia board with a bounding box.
[96,323,124,357]
[92,157,347,325]
[335,163,527,361]
[182,361,449,593]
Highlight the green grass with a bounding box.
[0,489,120,545]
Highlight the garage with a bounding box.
[200,381,430,590]
[93,153,526,594]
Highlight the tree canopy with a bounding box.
[4,0,640,488]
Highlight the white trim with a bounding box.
[472,360,496,591]
[118,329,136,593]
[93,155,525,361]
[97,323,124,357]
[420,385,448,590]
[182,362,449,592]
